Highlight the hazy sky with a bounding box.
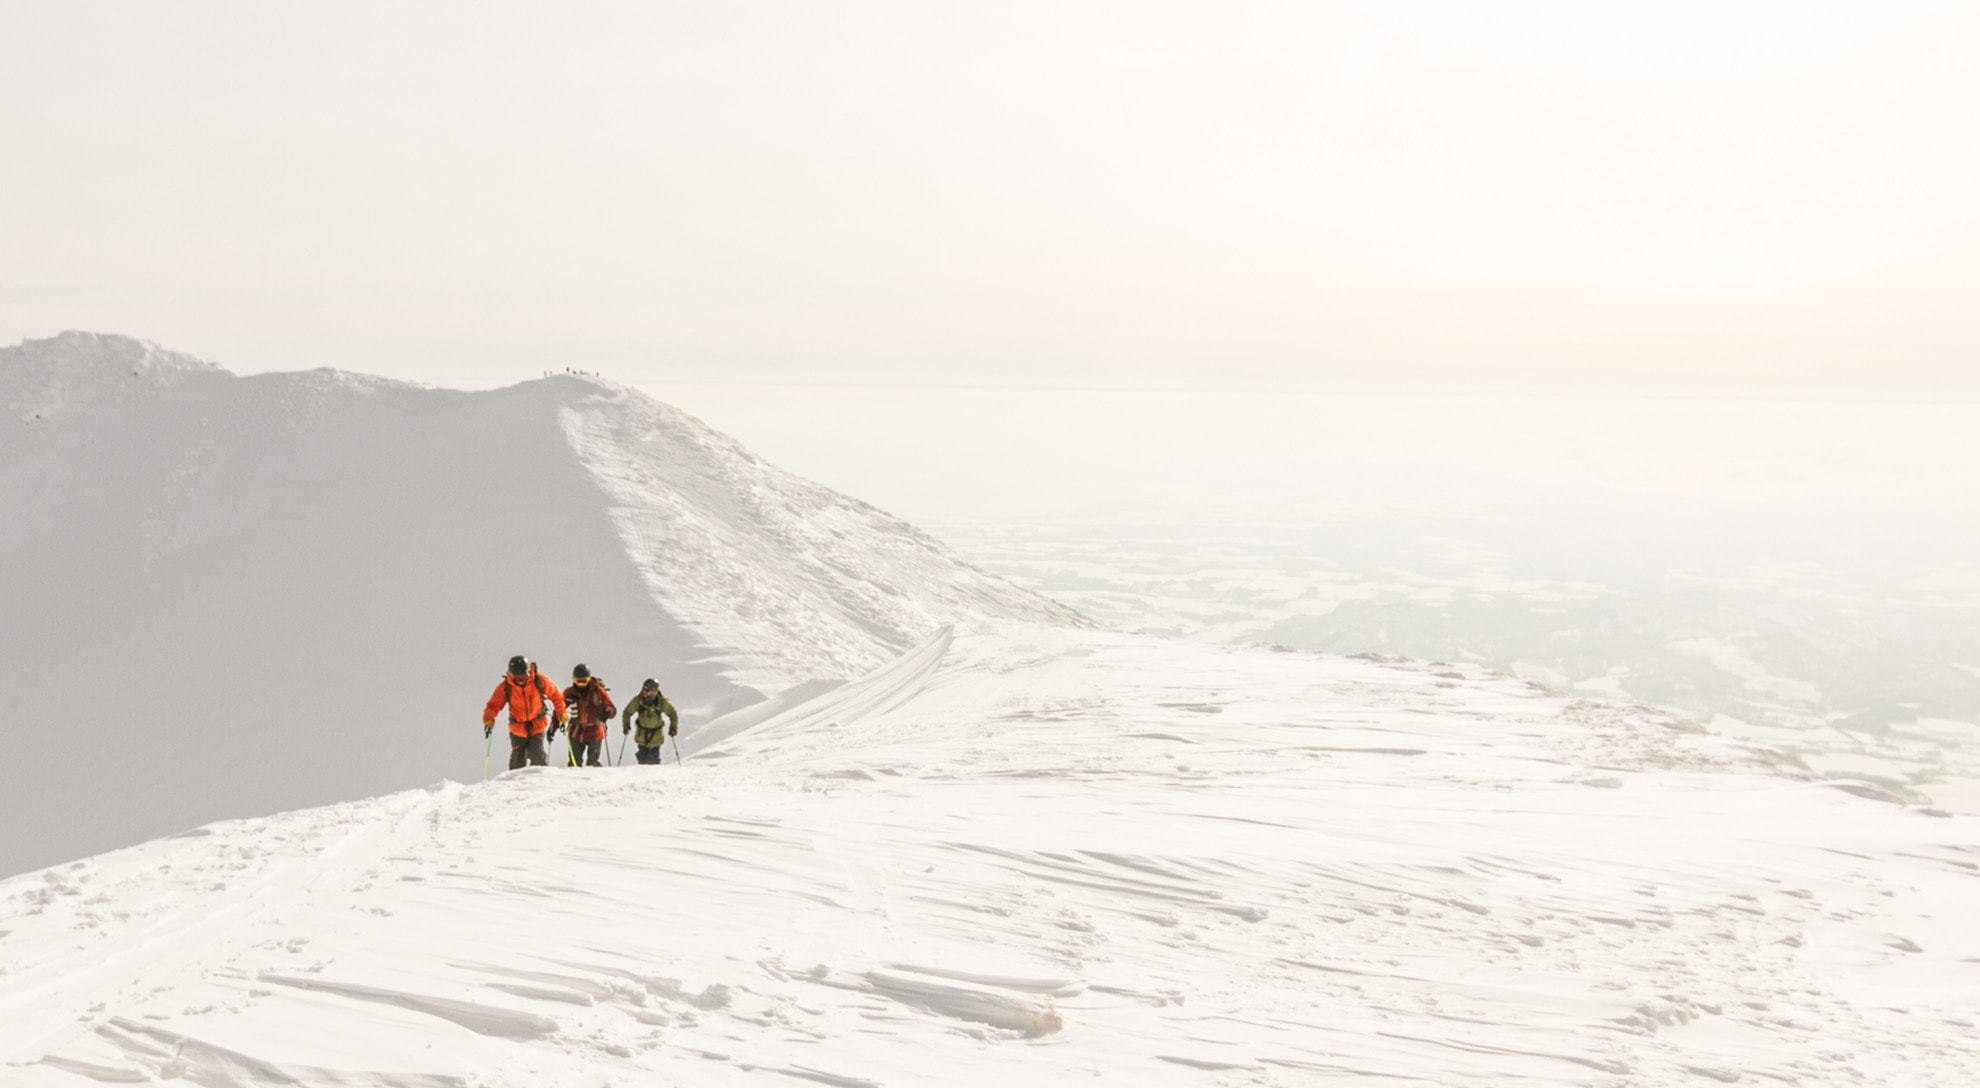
[4,1,1977,391]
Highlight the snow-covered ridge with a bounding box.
[560,384,1083,690]
[4,331,221,422]
[0,332,1078,878]
[2,626,1973,1085]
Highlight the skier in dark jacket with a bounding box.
[622,679,679,764]
[561,664,616,767]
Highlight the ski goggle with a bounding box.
[573,677,591,686]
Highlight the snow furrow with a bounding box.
[2,627,1974,1086]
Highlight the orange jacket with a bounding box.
[484,670,567,737]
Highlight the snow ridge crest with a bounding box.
[3,331,224,422]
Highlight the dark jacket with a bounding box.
[563,677,617,742]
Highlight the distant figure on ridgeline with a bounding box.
[562,664,617,767]
[623,678,679,764]
[482,655,568,769]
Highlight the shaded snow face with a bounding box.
[0,333,1067,877]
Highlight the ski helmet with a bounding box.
[573,663,591,679]
[508,655,528,676]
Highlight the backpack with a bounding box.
[570,679,615,723]
[506,670,555,723]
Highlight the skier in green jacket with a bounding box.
[622,678,679,764]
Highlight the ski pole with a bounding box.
[671,733,683,766]
[615,732,627,766]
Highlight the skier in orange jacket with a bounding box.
[483,655,568,769]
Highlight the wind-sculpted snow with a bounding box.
[558,386,1081,691]
[2,626,1973,1085]
[943,516,1980,814]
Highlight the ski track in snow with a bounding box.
[2,625,1977,1085]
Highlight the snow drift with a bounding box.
[0,332,1075,877]
[2,625,1974,1085]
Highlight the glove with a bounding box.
[483,723,493,738]
[669,724,678,737]
[547,721,561,740]
[622,724,631,735]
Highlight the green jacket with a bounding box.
[622,694,679,747]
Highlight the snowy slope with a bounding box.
[0,332,1072,877]
[558,387,1082,692]
[2,625,1974,1086]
